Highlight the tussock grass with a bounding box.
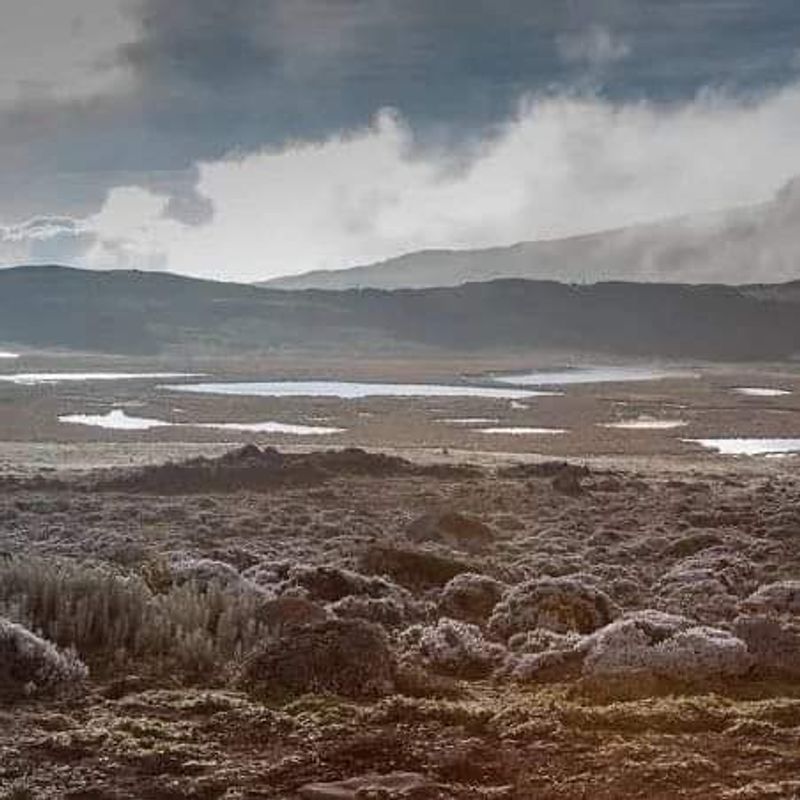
[0,557,271,680]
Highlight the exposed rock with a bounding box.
[236,618,395,699]
[406,510,495,553]
[439,573,506,625]
[488,577,618,639]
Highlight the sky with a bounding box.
[2,0,800,282]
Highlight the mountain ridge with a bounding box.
[262,178,800,290]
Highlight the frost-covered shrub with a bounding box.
[439,573,505,625]
[237,618,395,699]
[500,628,586,682]
[582,610,752,684]
[488,577,618,639]
[0,617,87,699]
[400,618,506,679]
[170,557,243,589]
[507,628,585,655]
[733,614,800,678]
[242,561,291,588]
[328,594,431,628]
[740,581,800,616]
[653,551,757,624]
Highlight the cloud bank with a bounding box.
[7,83,800,283]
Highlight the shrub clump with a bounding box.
[236,618,395,699]
[488,577,618,640]
[740,581,800,616]
[400,618,506,679]
[734,581,800,678]
[0,616,88,700]
[582,610,753,685]
[439,573,506,625]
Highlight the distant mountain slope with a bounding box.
[263,178,800,290]
[1,264,800,360]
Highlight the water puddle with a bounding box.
[59,409,344,435]
[2,372,201,385]
[442,417,500,425]
[602,417,687,430]
[59,410,170,431]
[0,351,19,359]
[685,438,800,456]
[196,421,344,435]
[479,427,567,435]
[493,366,689,386]
[733,387,792,397]
[165,381,551,400]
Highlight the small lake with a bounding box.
[165,381,551,400]
[493,366,689,386]
[2,372,201,385]
[59,409,344,435]
[686,438,800,456]
[733,387,792,397]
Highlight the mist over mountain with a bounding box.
[264,177,800,291]
[2,265,800,361]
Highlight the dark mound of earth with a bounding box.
[91,446,479,494]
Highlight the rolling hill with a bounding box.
[1,264,800,361]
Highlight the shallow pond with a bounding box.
[686,438,800,456]
[601,418,687,430]
[478,427,567,435]
[733,387,792,397]
[2,372,200,385]
[165,380,550,400]
[493,366,689,386]
[59,409,344,435]
[59,410,170,431]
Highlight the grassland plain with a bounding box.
[0,440,799,799]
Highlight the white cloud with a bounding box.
[32,83,800,282]
[0,0,136,105]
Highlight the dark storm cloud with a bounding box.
[2,1,800,224]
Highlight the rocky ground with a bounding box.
[0,445,799,798]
